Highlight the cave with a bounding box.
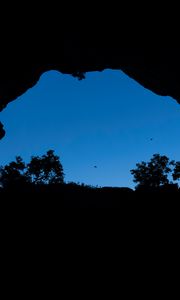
[1,17,180,202]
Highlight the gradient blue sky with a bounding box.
[0,70,179,188]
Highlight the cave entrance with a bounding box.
[0,70,179,188]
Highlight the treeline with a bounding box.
[0,150,179,196]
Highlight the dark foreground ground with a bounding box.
[0,183,179,208]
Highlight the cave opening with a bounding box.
[0,70,179,188]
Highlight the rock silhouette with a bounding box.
[0,12,180,138]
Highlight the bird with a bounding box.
[94,166,97,168]
[150,138,153,141]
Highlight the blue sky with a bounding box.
[0,70,179,188]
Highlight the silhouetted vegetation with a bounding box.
[0,151,179,207]
[0,156,28,189]
[0,150,64,189]
[130,153,179,192]
[172,161,180,181]
[26,150,64,184]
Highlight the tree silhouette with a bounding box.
[130,154,175,190]
[26,150,64,184]
[172,161,180,181]
[0,156,28,188]
[0,150,64,189]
